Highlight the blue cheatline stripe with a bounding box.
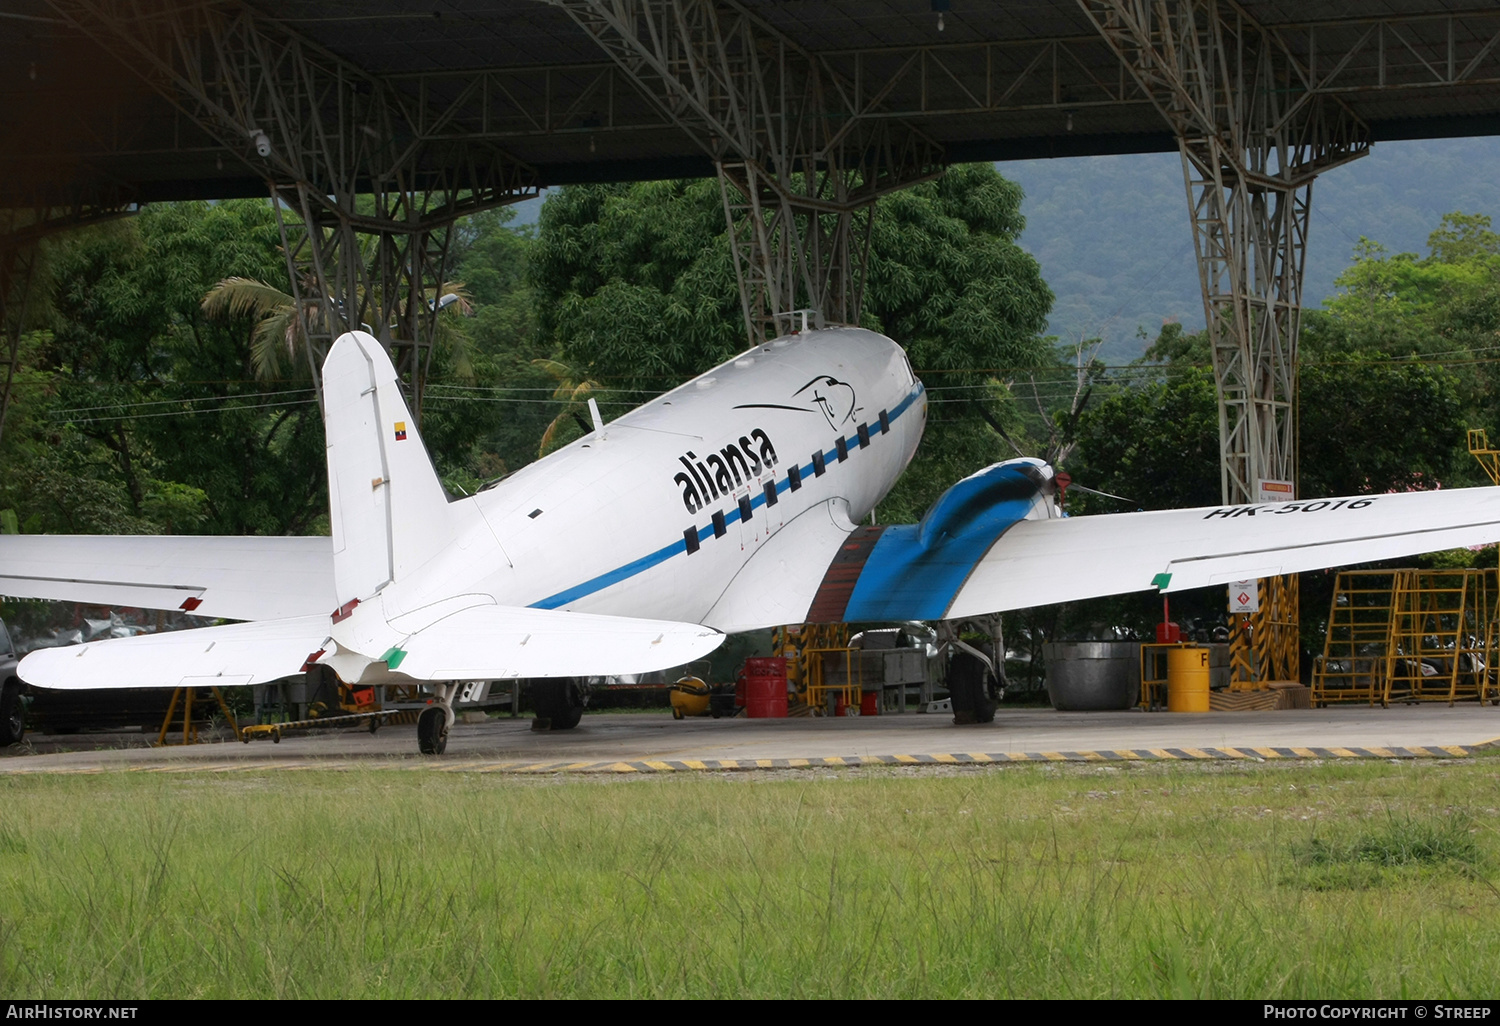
[529,381,926,610]
[843,461,1041,621]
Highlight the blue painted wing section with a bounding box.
[842,461,1045,621]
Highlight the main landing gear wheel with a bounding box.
[947,649,997,726]
[531,678,586,731]
[0,681,24,746]
[417,706,448,755]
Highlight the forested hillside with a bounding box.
[1003,135,1500,360]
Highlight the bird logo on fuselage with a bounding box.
[733,374,862,431]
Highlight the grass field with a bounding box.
[1,757,1497,998]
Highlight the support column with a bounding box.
[557,0,942,344]
[717,161,875,341]
[48,0,540,420]
[1080,0,1371,685]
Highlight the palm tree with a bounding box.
[202,275,474,413]
[533,358,602,457]
[200,276,324,384]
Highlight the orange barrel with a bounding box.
[860,690,880,716]
[1166,646,1211,712]
[745,676,788,718]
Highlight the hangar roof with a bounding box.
[3,0,1500,206]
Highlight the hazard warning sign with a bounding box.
[1229,580,1259,614]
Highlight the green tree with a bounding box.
[14,202,326,535]
[530,179,743,395]
[424,205,557,489]
[529,165,1054,521]
[1298,354,1463,498]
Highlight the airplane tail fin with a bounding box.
[322,331,454,606]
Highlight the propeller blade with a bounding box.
[1068,482,1136,504]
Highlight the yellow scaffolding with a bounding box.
[1312,570,1400,706]
[1467,428,1500,486]
[773,624,861,714]
[803,647,863,714]
[1228,574,1300,688]
[1384,568,1492,706]
[1312,569,1497,707]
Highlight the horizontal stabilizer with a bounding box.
[387,605,725,680]
[18,615,330,690]
[18,605,723,690]
[0,535,336,621]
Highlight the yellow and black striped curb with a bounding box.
[3,740,1497,775]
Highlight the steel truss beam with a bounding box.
[46,0,542,416]
[309,11,1500,144]
[14,10,1500,180]
[554,0,945,342]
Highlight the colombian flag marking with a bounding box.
[394,421,407,441]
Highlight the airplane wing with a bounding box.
[716,460,1500,627]
[18,605,723,689]
[946,487,1500,619]
[0,535,336,621]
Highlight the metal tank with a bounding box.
[1041,642,1140,711]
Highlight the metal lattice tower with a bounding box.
[1081,0,1369,507]
[1081,0,1371,683]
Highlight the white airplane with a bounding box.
[6,327,1500,753]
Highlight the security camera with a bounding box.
[251,129,271,158]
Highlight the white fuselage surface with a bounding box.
[384,327,925,630]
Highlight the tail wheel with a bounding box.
[0,681,23,746]
[417,706,448,755]
[531,678,586,730]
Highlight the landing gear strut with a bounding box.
[530,678,586,731]
[417,682,457,755]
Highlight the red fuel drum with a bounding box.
[744,676,788,718]
[743,657,789,677]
